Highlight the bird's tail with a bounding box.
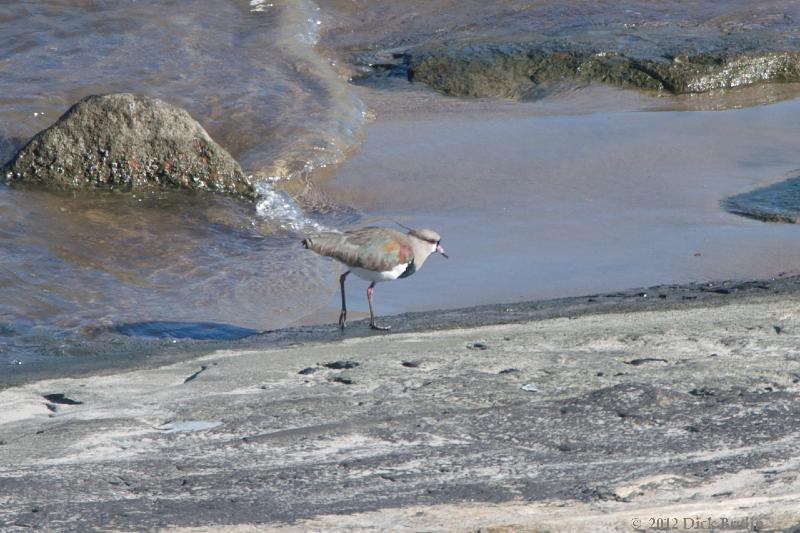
[301,238,310,249]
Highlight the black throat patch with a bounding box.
[399,259,416,279]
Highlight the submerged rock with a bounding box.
[723,177,800,223]
[3,94,255,198]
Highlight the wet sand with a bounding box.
[2,278,800,531]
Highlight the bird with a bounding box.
[302,225,448,330]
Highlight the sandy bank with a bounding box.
[2,283,800,531]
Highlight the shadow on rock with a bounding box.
[116,321,260,340]
[0,135,27,167]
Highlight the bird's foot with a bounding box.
[338,311,347,329]
[370,322,391,331]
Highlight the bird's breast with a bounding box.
[350,262,411,283]
[398,259,416,279]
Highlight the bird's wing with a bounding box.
[303,227,413,272]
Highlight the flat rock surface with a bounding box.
[2,293,800,531]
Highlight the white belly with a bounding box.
[350,263,408,283]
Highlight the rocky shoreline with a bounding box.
[404,43,800,99]
[2,276,800,531]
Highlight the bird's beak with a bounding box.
[436,243,449,259]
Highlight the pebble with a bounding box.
[42,393,83,405]
[689,387,716,397]
[323,361,359,370]
[520,383,538,392]
[625,358,668,366]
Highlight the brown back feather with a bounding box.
[303,227,413,272]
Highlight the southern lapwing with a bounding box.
[302,226,447,330]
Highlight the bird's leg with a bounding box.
[367,282,390,331]
[338,270,350,329]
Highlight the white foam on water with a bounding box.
[284,0,322,46]
[249,0,364,232]
[249,0,272,13]
[254,180,330,233]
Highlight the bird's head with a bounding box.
[408,228,448,259]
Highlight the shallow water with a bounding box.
[0,0,364,369]
[318,0,800,52]
[317,86,800,315]
[3,1,800,378]
[0,185,348,364]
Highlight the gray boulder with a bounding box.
[3,93,255,198]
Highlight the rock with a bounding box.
[625,358,668,366]
[183,365,208,384]
[723,176,800,223]
[402,41,800,99]
[566,383,686,422]
[323,361,360,370]
[689,387,717,397]
[3,94,255,198]
[41,393,82,405]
